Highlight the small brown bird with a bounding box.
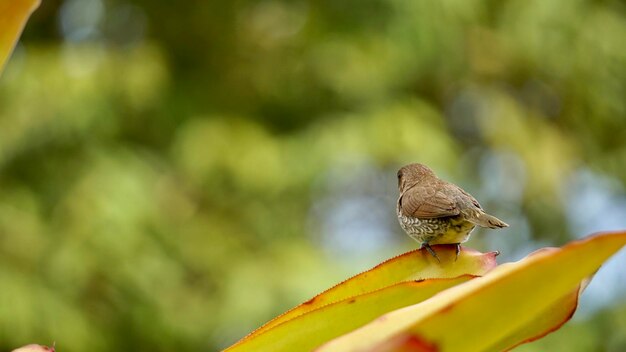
[396,163,508,260]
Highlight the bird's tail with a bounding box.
[470,212,509,229]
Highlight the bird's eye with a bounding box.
[397,171,402,179]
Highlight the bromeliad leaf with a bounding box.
[227,276,475,352]
[317,231,626,352]
[227,245,498,350]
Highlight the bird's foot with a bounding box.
[421,243,440,263]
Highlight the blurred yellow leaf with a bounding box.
[0,0,39,74]
[226,245,498,351]
[317,231,626,352]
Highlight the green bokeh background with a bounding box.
[2,0,626,351]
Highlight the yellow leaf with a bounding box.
[317,231,626,352]
[493,280,588,351]
[227,276,475,352]
[0,0,40,74]
[226,245,498,351]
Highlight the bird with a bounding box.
[396,163,508,261]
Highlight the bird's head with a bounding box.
[397,163,435,193]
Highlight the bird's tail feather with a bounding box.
[470,212,509,229]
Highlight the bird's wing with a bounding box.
[401,184,460,219]
[455,186,482,208]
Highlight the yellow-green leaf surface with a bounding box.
[0,0,40,74]
[226,276,475,352]
[230,245,498,348]
[494,280,587,351]
[317,231,626,352]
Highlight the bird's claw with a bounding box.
[421,243,440,263]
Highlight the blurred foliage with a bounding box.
[1,0,625,351]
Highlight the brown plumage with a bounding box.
[396,163,508,260]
